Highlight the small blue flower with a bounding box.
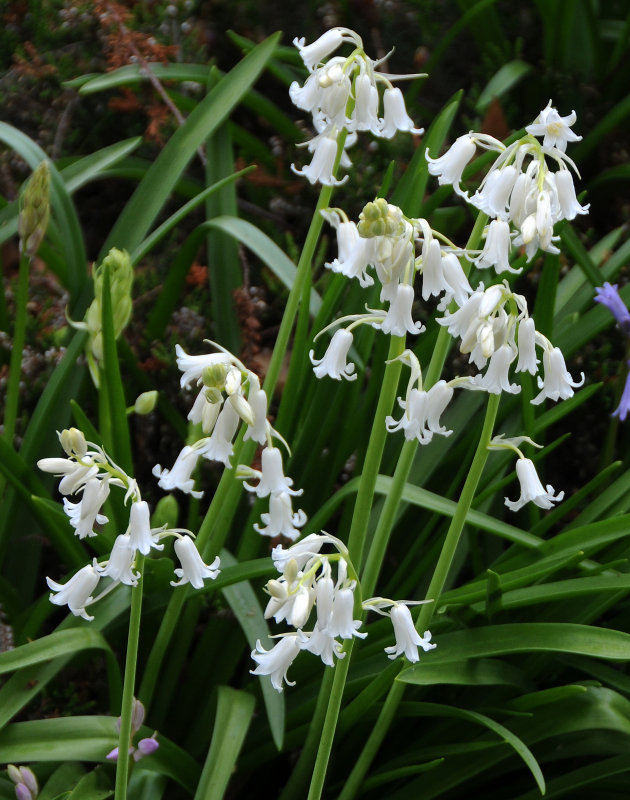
[594,283,630,335]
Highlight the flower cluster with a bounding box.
[439,281,584,402]
[427,101,588,265]
[106,698,159,763]
[251,534,435,691]
[7,765,38,800]
[290,28,423,185]
[306,102,588,517]
[158,341,307,541]
[38,428,219,620]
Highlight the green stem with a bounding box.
[114,554,145,800]
[338,393,501,800]
[347,336,405,563]
[3,251,30,446]
[295,336,404,800]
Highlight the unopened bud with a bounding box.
[229,394,255,427]
[225,367,242,396]
[358,198,403,238]
[18,161,50,257]
[134,736,159,760]
[202,363,227,389]
[284,559,299,584]
[266,579,286,599]
[134,391,158,415]
[59,428,88,458]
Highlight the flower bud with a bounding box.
[134,391,158,415]
[18,161,50,257]
[59,427,88,458]
[202,363,227,389]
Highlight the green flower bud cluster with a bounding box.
[357,198,404,238]
[81,248,133,384]
[18,161,50,258]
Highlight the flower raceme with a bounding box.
[39,429,220,620]
[250,534,436,692]
[426,102,588,266]
[290,29,424,185]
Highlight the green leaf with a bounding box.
[475,60,533,111]
[220,550,284,751]
[129,168,254,266]
[399,623,630,678]
[60,138,143,194]
[400,701,545,795]
[0,717,200,792]
[397,657,528,689]
[66,769,113,800]
[77,63,210,93]
[0,628,113,676]
[194,686,256,800]
[100,33,281,258]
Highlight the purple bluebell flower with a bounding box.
[612,364,630,422]
[594,283,630,335]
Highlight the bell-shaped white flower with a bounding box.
[47,564,100,621]
[468,344,520,395]
[375,283,425,337]
[386,380,454,444]
[96,534,140,586]
[198,401,240,466]
[426,135,476,194]
[420,239,450,300]
[188,388,222,434]
[62,477,109,539]
[384,604,436,662]
[380,87,423,139]
[554,169,589,220]
[171,535,220,589]
[251,635,301,692]
[298,626,345,667]
[474,219,518,274]
[271,532,329,573]
[515,318,539,375]
[243,446,302,498]
[532,346,584,404]
[254,491,307,541]
[292,130,347,186]
[322,210,373,287]
[293,29,344,71]
[350,71,381,134]
[505,457,564,512]
[525,101,582,152]
[470,165,518,219]
[310,328,357,381]
[242,374,269,445]
[329,585,366,640]
[440,252,473,307]
[264,578,314,629]
[128,500,164,555]
[153,445,203,498]
[175,344,233,390]
[38,457,99,496]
